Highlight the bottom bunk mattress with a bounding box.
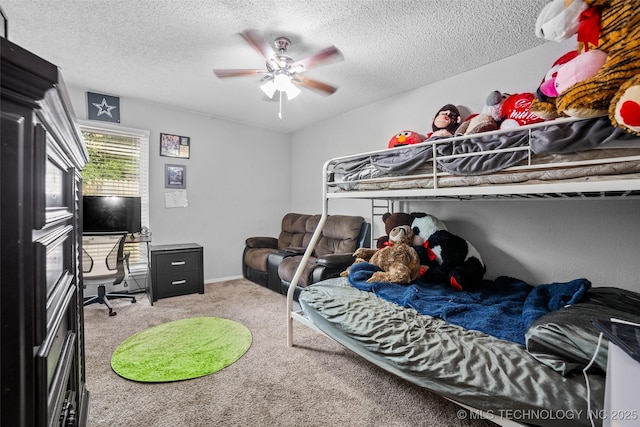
[298,277,640,427]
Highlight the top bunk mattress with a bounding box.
[327,117,640,196]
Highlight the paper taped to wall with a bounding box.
[164,190,188,208]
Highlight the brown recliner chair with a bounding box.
[243,213,315,291]
[273,214,370,300]
[242,213,369,295]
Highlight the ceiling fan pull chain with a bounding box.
[279,90,283,120]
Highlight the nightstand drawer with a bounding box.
[154,269,201,299]
[153,251,200,276]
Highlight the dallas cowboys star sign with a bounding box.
[87,92,120,123]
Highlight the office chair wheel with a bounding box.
[131,297,136,303]
[109,310,117,316]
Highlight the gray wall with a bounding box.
[68,88,292,282]
[289,39,640,293]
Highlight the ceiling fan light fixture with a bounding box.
[284,81,301,100]
[260,79,277,98]
[273,73,291,90]
[214,30,343,103]
[261,73,300,100]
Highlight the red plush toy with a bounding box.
[500,93,545,129]
[387,131,426,148]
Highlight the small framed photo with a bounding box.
[160,133,190,159]
[165,164,187,189]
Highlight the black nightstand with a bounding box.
[149,243,204,305]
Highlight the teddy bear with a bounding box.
[411,213,486,291]
[533,0,640,136]
[364,225,423,284]
[342,211,433,278]
[374,211,418,249]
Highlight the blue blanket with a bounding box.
[347,262,590,345]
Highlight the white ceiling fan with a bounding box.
[213,29,344,118]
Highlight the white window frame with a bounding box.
[78,120,150,278]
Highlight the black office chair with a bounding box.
[82,232,136,316]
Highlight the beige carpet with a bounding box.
[83,278,497,427]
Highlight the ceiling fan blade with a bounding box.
[294,76,338,96]
[291,46,344,72]
[240,29,277,63]
[213,69,268,78]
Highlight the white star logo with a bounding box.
[92,98,117,117]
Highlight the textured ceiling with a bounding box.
[1,0,551,133]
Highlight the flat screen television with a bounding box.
[82,196,142,236]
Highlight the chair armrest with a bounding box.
[121,251,131,274]
[315,253,356,268]
[245,236,278,249]
[311,253,357,284]
[282,246,307,255]
[267,250,303,292]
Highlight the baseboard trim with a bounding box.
[205,275,243,284]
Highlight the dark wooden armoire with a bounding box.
[1,36,90,426]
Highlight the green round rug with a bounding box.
[111,317,252,382]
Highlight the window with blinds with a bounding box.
[80,123,150,280]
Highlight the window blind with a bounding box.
[79,122,150,279]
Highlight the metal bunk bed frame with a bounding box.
[285,117,640,426]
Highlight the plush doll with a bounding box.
[612,74,640,136]
[541,50,607,99]
[536,50,580,103]
[387,130,426,148]
[531,49,606,120]
[411,214,486,291]
[499,92,545,129]
[460,91,508,135]
[343,224,423,283]
[374,211,418,249]
[341,212,418,277]
[365,225,422,284]
[535,0,589,42]
[410,212,448,244]
[346,211,429,266]
[534,0,640,136]
[427,104,462,138]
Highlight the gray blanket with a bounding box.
[333,117,640,181]
[300,277,606,427]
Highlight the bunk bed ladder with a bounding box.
[370,199,395,248]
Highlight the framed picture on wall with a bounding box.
[164,164,187,189]
[160,133,190,159]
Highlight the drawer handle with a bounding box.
[171,261,186,266]
[172,280,187,285]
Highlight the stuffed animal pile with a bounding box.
[344,212,486,290]
[532,0,640,136]
[459,91,544,136]
[383,0,639,150]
